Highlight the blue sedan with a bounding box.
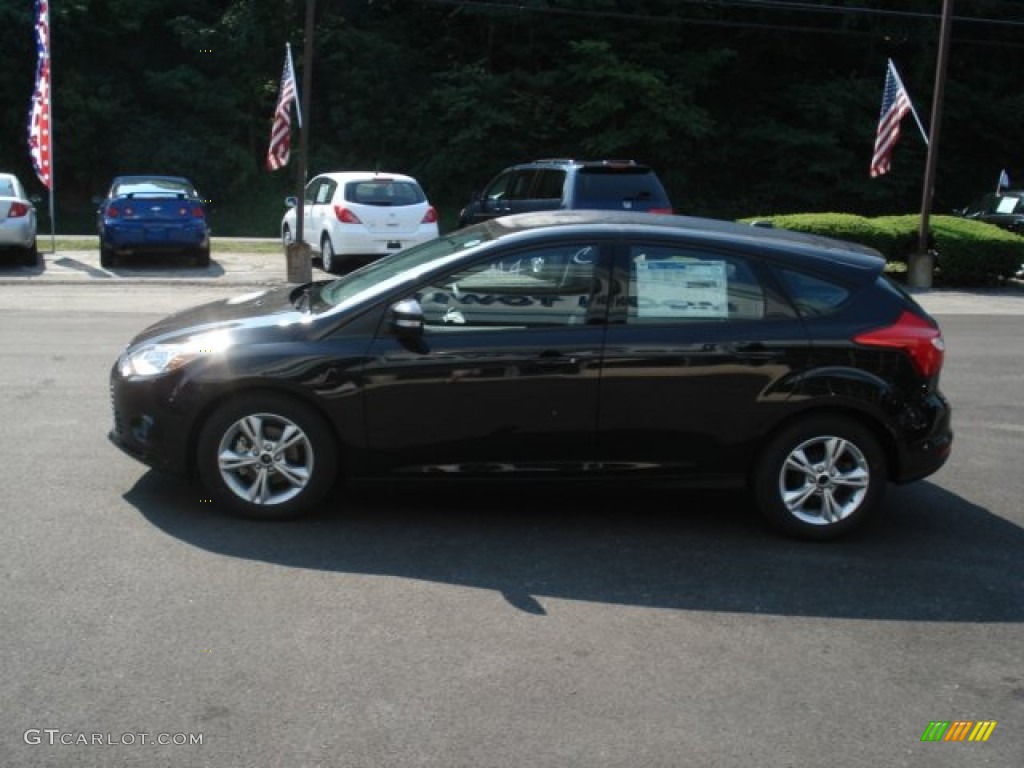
[96,175,210,268]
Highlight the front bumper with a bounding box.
[108,364,194,477]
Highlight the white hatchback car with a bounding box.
[281,171,439,273]
[0,172,39,266]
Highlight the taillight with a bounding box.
[334,205,362,224]
[8,202,30,218]
[854,310,945,378]
[106,205,121,218]
[192,206,205,218]
[649,207,673,215]
[422,206,438,224]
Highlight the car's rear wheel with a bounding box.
[753,415,886,539]
[100,244,115,268]
[20,241,38,267]
[197,394,337,520]
[320,234,337,274]
[193,245,210,268]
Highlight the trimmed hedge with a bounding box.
[742,212,1024,286]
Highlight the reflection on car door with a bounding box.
[596,241,808,477]
[362,241,611,473]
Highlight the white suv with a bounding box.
[282,171,439,273]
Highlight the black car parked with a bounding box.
[456,159,673,228]
[109,211,952,539]
[957,189,1024,234]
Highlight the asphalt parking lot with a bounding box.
[1,244,1022,767]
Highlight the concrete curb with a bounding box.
[3,248,1024,314]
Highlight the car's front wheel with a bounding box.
[320,234,337,274]
[753,415,886,539]
[196,394,338,520]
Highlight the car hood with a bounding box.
[127,285,318,348]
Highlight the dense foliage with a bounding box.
[745,212,1024,285]
[1,0,1023,236]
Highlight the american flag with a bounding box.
[28,0,52,189]
[870,60,913,178]
[266,46,300,171]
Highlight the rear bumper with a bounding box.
[892,393,953,484]
[0,219,36,248]
[326,224,438,256]
[102,223,209,252]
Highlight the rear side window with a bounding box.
[626,245,765,323]
[777,268,851,317]
[574,168,668,207]
[346,180,425,206]
[532,170,566,200]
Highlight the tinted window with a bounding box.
[506,171,537,201]
[626,245,765,324]
[532,170,566,200]
[417,243,600,330]
[574,168,666,207]
[346,180,425,206]
[483,171,513,201]
[777,268,851,317]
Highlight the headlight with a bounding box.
[119,331,234,377]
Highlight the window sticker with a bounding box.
[996,196,1019,214]
[635,257,728,318]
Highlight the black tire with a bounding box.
[193,246,210,268]
[320,234,337,274]
[196,393,338,520]
[753,415,886,540]
[100,245,115,268]
[21,241,38,267]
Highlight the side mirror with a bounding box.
[390,298,425,336]
[284,196,298,209]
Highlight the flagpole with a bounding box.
[889,59,929,148]
[910,0,954,289]
[285,1,315,284]
[47,3,55,254]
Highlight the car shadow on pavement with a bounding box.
[107,254,226,277]
[124,473,1023,622]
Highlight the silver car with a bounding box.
[0,173,38,266]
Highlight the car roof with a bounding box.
[112,175,194,185]
[313,171,420,184]
[508,159,653,171]
[473,210,885,272]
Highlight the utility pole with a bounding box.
[909,0,954,289]
[285,0,316,284]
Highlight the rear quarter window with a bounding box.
[777,268,851,317]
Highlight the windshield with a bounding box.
[317,228,496,310]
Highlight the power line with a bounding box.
[411,0,1024,31]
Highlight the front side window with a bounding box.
[416,243,602,331]
[626,245,765,324]
[484,171,514,202]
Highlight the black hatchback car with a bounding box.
[457,159,673,228]
[109,211,952,539]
